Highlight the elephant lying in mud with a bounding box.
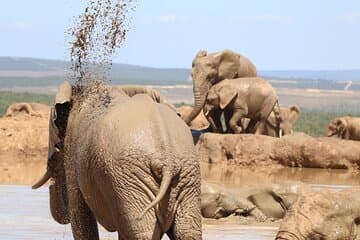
[183,49,257,125]
[326,116,360,141]
[201,182,309,222]
[5,102,50,118]
[32,81,202,240]
[276,189,360,240]
[204,77,279,134]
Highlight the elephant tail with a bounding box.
[137,167,172,221]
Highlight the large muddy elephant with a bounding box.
[32,81,202,240]
[118,85,178,114]
[326,116,360,141]
[183,49,257,125]
[204,77,279,134]
[275,189,360,240]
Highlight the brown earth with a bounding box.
[196,132,360,169]
[0,102,50,185]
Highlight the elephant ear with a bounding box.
[214,50,240,80]
[288,105,301,124]
[195,50,207,59]
[336,118,348,137]
[218,86,237,110]
[48,81,72,159]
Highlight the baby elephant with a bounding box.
[204,77,279,134]
[201,192,267,221]
[326,116,360,141]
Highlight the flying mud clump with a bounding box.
[68,0,136,86]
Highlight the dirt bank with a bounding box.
[196,132,360,169]
[0,102,50,185]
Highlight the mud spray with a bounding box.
[68,0,136,86]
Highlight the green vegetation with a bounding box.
[294,110,360,137]
[0,91,53,116]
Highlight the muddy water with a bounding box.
[1,163,359,239]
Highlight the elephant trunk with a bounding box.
[49,174,70,224]
[184,83,210,124]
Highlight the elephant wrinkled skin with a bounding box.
[184,49,257,125]
[326,116,360,141]
[204,77,279,134]
[276,189,360,240]
[32,81,202,240]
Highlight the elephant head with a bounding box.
[275,190,360,240]
[183,49,257,124]
[327,118,349,138]
[268,105,300,137]
[32,81,73,224]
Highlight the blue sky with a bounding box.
[1,0,360,70]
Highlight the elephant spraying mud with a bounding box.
[32,81,202,240]
[183,49,257,125]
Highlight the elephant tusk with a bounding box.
[32,170,51,189]
[279,129,283,138]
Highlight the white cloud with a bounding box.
[228,14,294,25]
[341,12,360,24]
[0,21,30,31]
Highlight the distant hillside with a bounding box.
[0,57,359,89]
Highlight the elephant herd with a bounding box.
[31,49,360,240]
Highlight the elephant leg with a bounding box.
[169,197,202,240]
[245,118,258,134]
[255,99,277,135]
[66,162,99,239]
[206,110,223,133]
[68,186,99,240]
[229,109,247,134]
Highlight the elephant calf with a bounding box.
[204,77,279,134]
[201,192,267,221]
[326,116,360,141]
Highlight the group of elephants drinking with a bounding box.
[31,49,360,239]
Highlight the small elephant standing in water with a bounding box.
[204,77,279,134]
[326,116,360,141]
[32,81,202,240]
[183,49,257,125]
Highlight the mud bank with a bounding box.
[0,103,49,184]
[196,132,360,169]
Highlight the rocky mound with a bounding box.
[196,132,360,169]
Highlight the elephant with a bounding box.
[275,189,360,240]
[242,105,301,137]
[118,85,179,114]
[204,77,279,134]
[32,81,202,240]
[177,105,209,130]
[183,49,257,125]
[241,183,310,221]
[326,116,360,141]
[5,102,50,118]
[200,192,266,221]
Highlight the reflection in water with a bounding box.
[0,185,277,240]
[201,162,360,188]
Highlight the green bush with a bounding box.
[294,111,360,137]
[0,91,53,116]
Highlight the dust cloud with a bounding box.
[68,0,136,86]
